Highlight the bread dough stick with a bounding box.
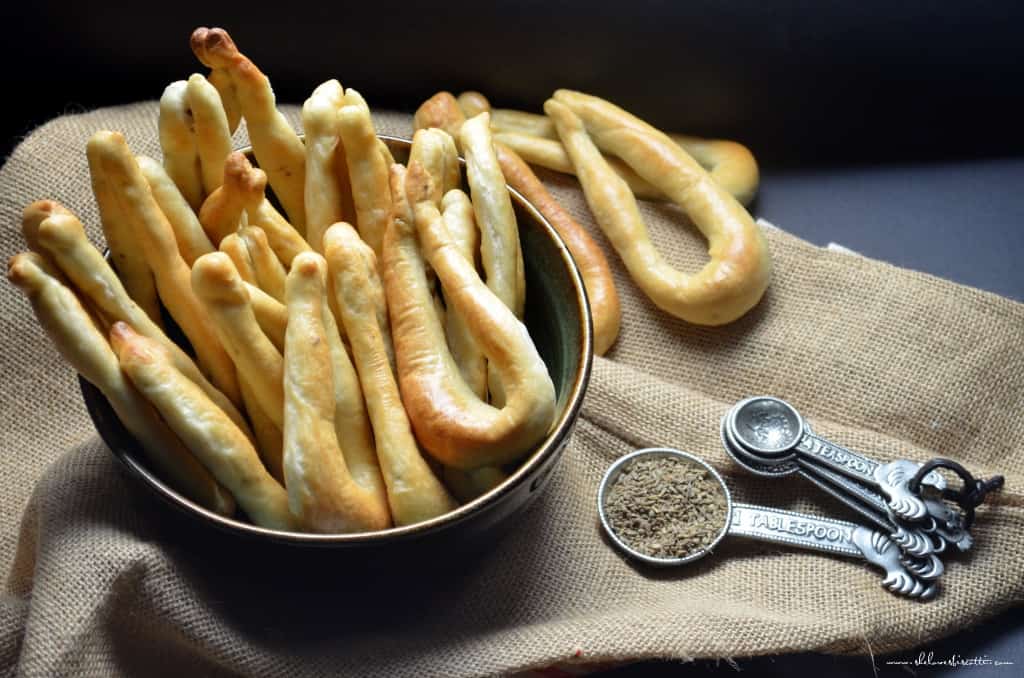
[282,253,391,532]
[443,466,508,503]
[192,252,285,430]
[337,88,391,257]
[377,139,395,169]
[200,151,265,247]
[302,79,346,251]
[87,138,162,327]
[668,133,760,207]
[493,143,621,355]
[33,207,251,435]
[219,233,258,285]
[324,222,456,525]
[159,80,204,210]
[408,128,461,205]
[89,131,242,406]
[239,372,284,484]
[191,27,307,231]
[247,199,311,268]
[440,189,486,399]
[239,226,287,302]
[8,254,235,516]
[546,95,771,325]
[244,281,287,352]
[137,155,215,265]
[491,108,557,140]
[385,191,555,468]
[111,322,293,530]
[21,200,73,269]
[456,91,490,118]
[413,92,465,141]
[207,68,242,134]
[187,73,234,195]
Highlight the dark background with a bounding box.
[4,1,1023,675]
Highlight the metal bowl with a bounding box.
[80,135,593,549]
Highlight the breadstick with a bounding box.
[207,68,241,133]
[239,373,284,483]
[110,322,293,530]
[88,130,242,406]
[444,466,508,503]
[324,222,456,525]
[87,138,162,326]
[239,226,287,302]
[245,281,287,352]
[190,27,307,231]
[546,95,771,325]
[282,253,391,532]
[337,88,391,257]
[199,151,265,247]
[187,73,234,195]
[21,200,72,268]
[33,206,250,435]
[493,143,621,355]
[8,253,235,516]
[159,80,203,210]
[192,253,284,430]
[247,198,311,268]
[302,79,346,251]
[137,155,215,265]
[413,91,465,140]
[408,128,461,205]
[456,90,490,117]
[385,189,555,468]
[219,233,257,285]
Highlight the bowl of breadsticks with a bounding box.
[9,27,592,548]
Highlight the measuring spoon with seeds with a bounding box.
[598,448,937,599]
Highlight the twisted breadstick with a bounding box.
[324,222,456,525]
[9,253,235,516]
[283,253,392,532]
[546,94,771,325]
[337,89,391,258]
[302,79,347,251]
[159,80,203,210]
[137,156,215,266]
[110,322,293,530]
[191,27,307,231]
[199,150,265,247]
[186,73,234,195]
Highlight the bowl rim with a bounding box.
[82,133,594,545]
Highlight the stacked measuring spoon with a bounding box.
[720,396,1002,598]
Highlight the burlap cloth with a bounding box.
[1,104,1022,678]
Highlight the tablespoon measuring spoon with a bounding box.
[597,448,937,599]
[728,397,945,522]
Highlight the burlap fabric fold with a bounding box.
[1,104,1022,678]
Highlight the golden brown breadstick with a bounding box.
[547,94,771,325]
[444,466,508,503]
[192,253,285,430]
[159,80,204,210]
[337,88,392,257]
[199,151,265,247]
[669,134,760,207]
[87,137,162,326]
[8,253,235,516]
[324,222,456,525]
[191,27,307,231]
[239,375,284,483]
[89,130,242,405]
[21,200,72,268]
[413,92,465,140]
[491,108,556,139]
[457,91,491,117]
[33,207,251,435]
[385,173,556,468]
[187,73,234,195]
[283,253,392,532]
[207,68,241,134]
[408,128,461,205]
[137,155,215,265]
[493,143,621,355]
[239,226,287,302]
[219,233,257,285]
[440,189,486,398]
[110,322,293,530]
[302,79,346,251]
[244,281,287,352]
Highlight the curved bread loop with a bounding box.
[87,135,162,327]
[32,204,251,436]
[282,253,392,532]
[337,88,392,258]
[86,131,243,405]
[323,222,456,526]
[384,172,556,468]
[239,226,287,302]
[303,80,347,251]
[546,95,771,325]
[137,155,215,266]
[191,27,307,231]
[110,322,293,530]
[199,150,265,247]
[8,253,236,516]
[159,80,203,210]
[186,73,234,195]
[207,68,242,133]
